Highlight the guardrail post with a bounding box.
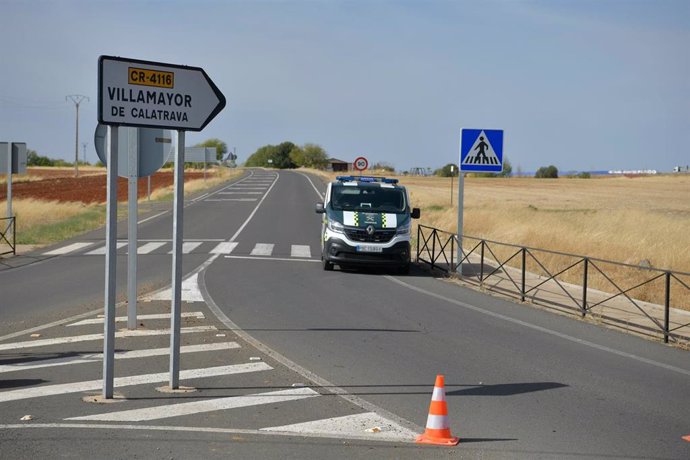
[480,240,485,284]
[450,234,455,272]
[416,225,420,263]
[431,229,437,270]
[664,272,671,344]
[12,217,15,256]
[521,247,526,302]
[582,258,588,317]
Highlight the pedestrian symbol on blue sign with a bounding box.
[460,129,504,172]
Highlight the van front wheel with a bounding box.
[323,257,334,271]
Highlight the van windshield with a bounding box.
[330,184,406,213]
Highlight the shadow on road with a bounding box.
[0,378,48,389]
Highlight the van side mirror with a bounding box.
[315,203,325,214]
[411,208,421,219]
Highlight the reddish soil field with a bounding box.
[1,168,206,204]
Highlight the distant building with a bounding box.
[327,158,350,172]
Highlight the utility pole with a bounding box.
[66,95,89,177]
[82,142,88,166]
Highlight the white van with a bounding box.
[315,176,420,273]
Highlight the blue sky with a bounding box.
[1,0,688,172]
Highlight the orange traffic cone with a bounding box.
[416,374,460,446]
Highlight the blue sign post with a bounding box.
[460,128,504,172]
[456,128,505,276]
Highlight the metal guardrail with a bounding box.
[0,216,16,256]
[416,224,690,345]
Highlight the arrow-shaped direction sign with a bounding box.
[98,56,226,131]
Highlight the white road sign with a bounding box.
[354,156,368,171]
[98,56,226,131]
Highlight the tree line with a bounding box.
[244,142,328,169]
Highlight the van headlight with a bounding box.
[396,222,411,235]
[327,220,345,233]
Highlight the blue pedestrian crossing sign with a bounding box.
[460,128,504,172]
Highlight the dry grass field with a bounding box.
[405,174,690,271]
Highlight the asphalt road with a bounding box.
[1,168,688,459]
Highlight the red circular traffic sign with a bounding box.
[353,156,368,171]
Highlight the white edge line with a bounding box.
[0,423,415,443]
[383,275,690,377]
[297,171,325,200]
[227,171,279,242]
[197,263,423,436]
[137,210,168,225]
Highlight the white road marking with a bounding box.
[298,171,325,200]
[385,275,690,378]
[68,312,205,327]
[0,342,239,374]
[173,242,203,254]
[210,242,238,255]
[144,273,204,302]
[137,242,167,254]
[68,387,318,422]
[225,255,319,263]
[226,172,279,242]
[250,243,274,256]
[218,191,263,195]
[0,326,217,352]
[261,412,417,440]
[86,242,126,255]
[136,238,224,242]
[42,242,95,256]
[137,210,168,225]
[0,362,272,403]
[290,245,311,258]
[205,198,258,202]
[0,423,415,443]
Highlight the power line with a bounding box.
[66,95,89,177]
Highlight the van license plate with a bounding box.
[357,245,383,253]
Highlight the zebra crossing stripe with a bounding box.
[137,242,167,254]
[37,240,317,258]
[0,342,240,374]
[0,326,217,352]
[170,242,203,254]
[219,191,263,195]
[67,387,318,422]
[0,362,272,404]
[210,242,238,255]
[290,245,311,258]
[68,312,205,327]
[86,242,127,255]
[250,243,274,256]
[43,242,95,256]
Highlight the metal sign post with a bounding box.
[103,125,119,398]
[169,130,185,389]
[457,128,504,276]
[127,129,139,330]
[4,143,10,223]
[456,173,464,276]
[450,165,455,206]
[98,55,225,396]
